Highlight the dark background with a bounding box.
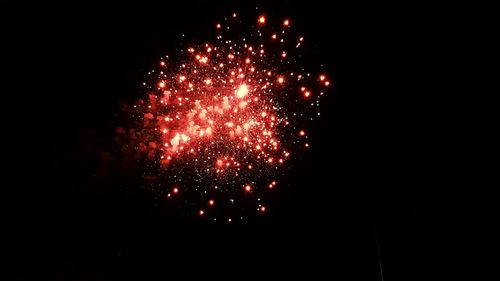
[17,0,455,280]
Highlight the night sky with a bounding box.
[36,1,454,280]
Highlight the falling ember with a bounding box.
[120,12,330,221]
[268,181,277,189]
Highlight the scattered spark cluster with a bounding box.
[119,12,330,222]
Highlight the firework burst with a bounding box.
[118,12,330,222]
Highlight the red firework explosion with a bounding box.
[119,13,330,222]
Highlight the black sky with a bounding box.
[30,1,457,280]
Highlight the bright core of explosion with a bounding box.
[236,84,249,98]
